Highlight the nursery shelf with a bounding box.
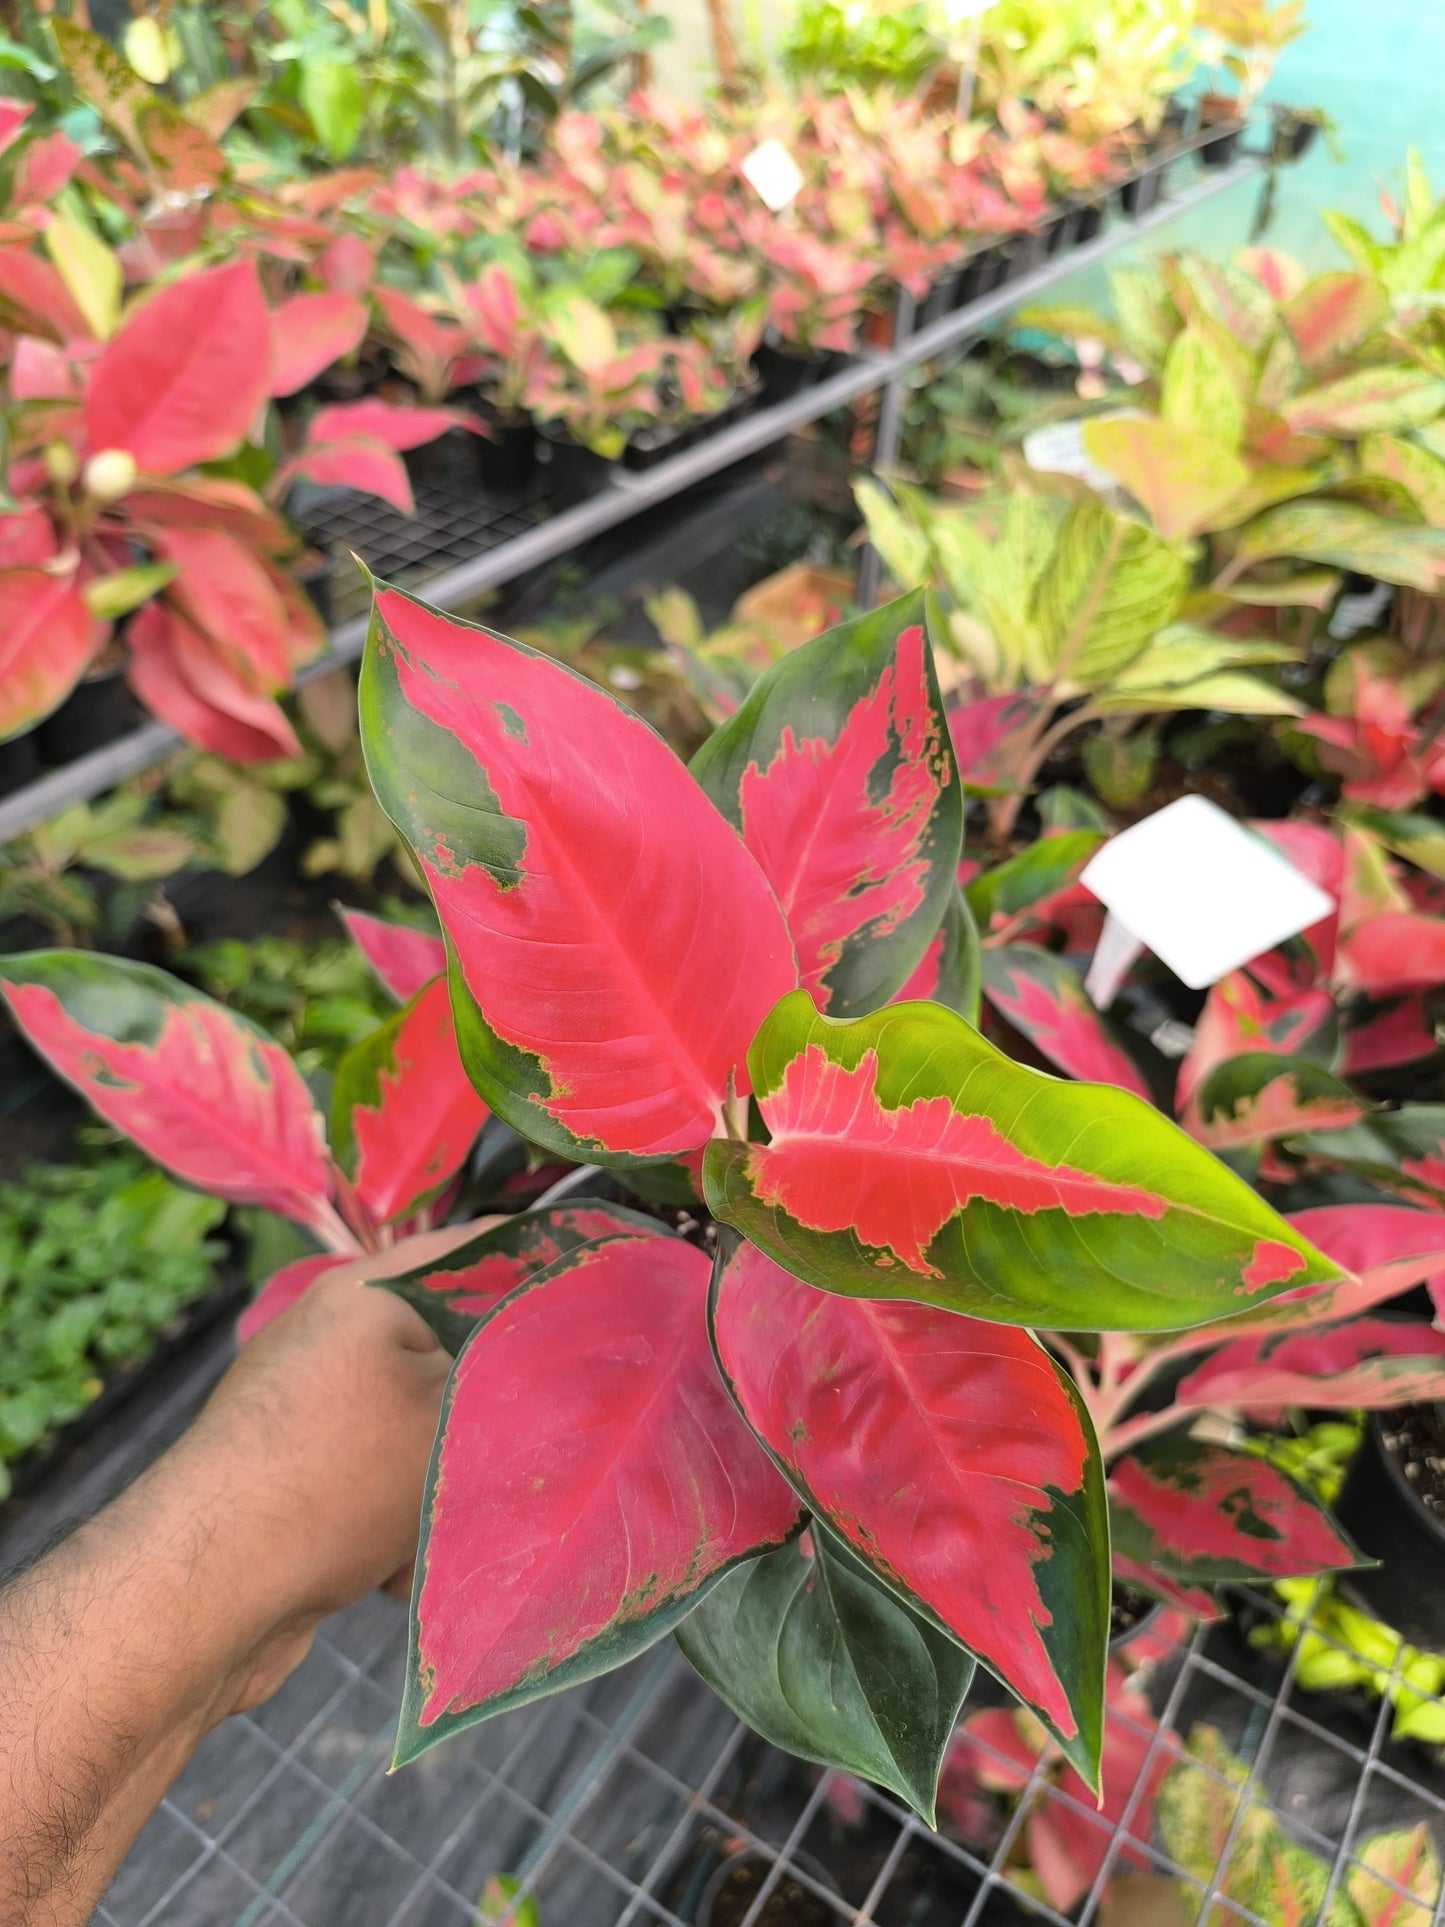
[0,150,1262,849]
[105,1577,1445,1927]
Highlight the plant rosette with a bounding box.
[0,585,1368,1824]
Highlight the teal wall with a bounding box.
[1028,0,1445,311]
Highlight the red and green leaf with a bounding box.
[1182,1052,1366,1151]
[1176,1317,1445,1412]
[689,592,961,1016]
[1293,1106,1445,1204]
[981,945,1150,1098]
[1110,1552,1220,1621]
[0,569,96,739]
[280,437,414,516]
[1108,1436,1364,1591]
[330,976,489,1227]
[0,950,337,1237]
[360,581,798,1162]
[704,991,1340,1331]
[156,524,296,693]
[379,1199,672,1353]
[708,1238,1108,1782]
[85,260,272,474]
[340,908,446,1002]
[893,887,982,1022]
[1175,973,1335,1117]
[1347,1825,1442,1927]
[1280,273,1390,369]
[398,1234,802,1761]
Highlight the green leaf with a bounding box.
[44,207,121,340]
[1347,1824,1441,1925]
[964,829,1101,928]
[1358,434,1445,527]
[1235,500,1445,590]
[1338,804,1445,880]
[1082,417,1248,542]
[1084,725,1157,807]
[1161,326,1245,450]
[854,479,930,590]
[1283,368,1445,437]
[82,563,176,621]
[703,990,1343,1332]
[299,58,363,160]
[1034,503,1189,686]
[1109,264,1179,374]
[676,1528,974,1824]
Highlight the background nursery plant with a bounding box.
[0,586,1373,1823]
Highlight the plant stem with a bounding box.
[1099,1402,1193,1463]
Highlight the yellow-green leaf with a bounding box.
[1161,327,1245,450]
[1083,417,1248,542]
[44,207,121,339]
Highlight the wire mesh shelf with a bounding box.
[105,1578,1445,1927]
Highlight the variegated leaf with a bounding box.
[690,592,962,1016]
[704,991,1340,1332]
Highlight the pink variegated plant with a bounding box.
[0,587,1351,1825]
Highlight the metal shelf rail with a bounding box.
[0,148,1262,847]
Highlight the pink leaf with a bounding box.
[281,436,414,514]
[86,259,272,474]
[340,908,446,1002]
[238,1253,345,1344]
[0,570,97,738]
[269,290,368,397]
[1177,1317,1445,1411]
[127,601,301,763]
[307,398,461,452]
[401,1235,801,1754]
[0,953,336,1235]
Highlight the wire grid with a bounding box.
[105,1578,1445,1927]
[297,449,549,628]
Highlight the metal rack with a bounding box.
[0,147,1262,849]
[104,1578,1445,1926]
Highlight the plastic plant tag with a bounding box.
[1080,795,1336,999]
[1023,412,1139,492]
[741,139,804,213]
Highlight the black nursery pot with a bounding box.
[403,425,486,492]
[36,662,143,766]
[696,1850,841,1927]
[537,422,615,509]
[1334,1406,1445,1652]
[1119,163,1164,216]
[478,412,537,493]
[1073,199,1106,242]
[0,729,42,799]
[1272,108,1320,162]
[623,419,695,471]
[919,267,962,328]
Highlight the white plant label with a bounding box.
[1022,411,1140,492]
[1080,795,1335,1002]
[741,140,804,213]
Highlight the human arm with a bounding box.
[0,1228,473,1926]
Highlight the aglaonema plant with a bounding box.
[342,580,1351,1808]
[0,586,1353,1823]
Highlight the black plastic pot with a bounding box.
[36,663,142,766]
[919,267,962,328]
[1198,98,1244,169]
[623,419,695,471]
[0,729,42,799]
[478,412,537,493]
[696,1850,841,1927]
[1073,199,1106,242]
[1041,206,1080,257]
[1272,107,1320,162]
[537,422,615,509]
[752,341,842,405]
[1334,1406,1445,1652]
[403,425,486,491]
[1119,163,1164,216]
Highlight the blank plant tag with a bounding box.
[741,140,804,212]
[1023,411,1139,492]
[1080,795,1335,998]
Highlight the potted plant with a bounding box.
[0,585,1357,1825]
[1194,0,1308,164]
[524,292,670,504]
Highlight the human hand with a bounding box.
[170,1222,484,1717]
